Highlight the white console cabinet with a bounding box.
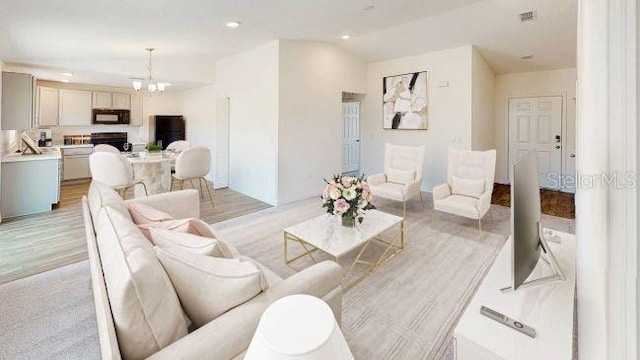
[453,231,576,360]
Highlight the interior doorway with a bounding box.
[508,96,563,190]
[215,97,230,188]
[341,101,360,174]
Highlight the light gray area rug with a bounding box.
[0,194,574,360]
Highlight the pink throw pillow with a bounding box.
[127,202,175,225]
[138,218,216,242]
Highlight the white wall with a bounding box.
[360,45,474,191]
[179,84,217,183]
[216,41,280,205]
[493,68,577,183]
[471,47,495,151]
[277,40,366,204]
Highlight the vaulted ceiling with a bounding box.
[0,0,576,90]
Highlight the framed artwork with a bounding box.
[382,71,428,130]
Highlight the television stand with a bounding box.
[453,230,576,360]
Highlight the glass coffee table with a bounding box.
[284,210,405,291]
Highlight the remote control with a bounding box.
[480,306,536,338]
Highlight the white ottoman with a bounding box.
[245,294,353,359]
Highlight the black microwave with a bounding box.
[93,109,130,125]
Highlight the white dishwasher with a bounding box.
[62,147,93,180]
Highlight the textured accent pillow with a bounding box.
[156,247,267,328]
[97,205,188,360]
[128,202,175,225]
[451,176,485,198]
[150,228,227,257]
[137,218,216,241]
[386,168,416,185]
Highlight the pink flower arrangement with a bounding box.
[321,174,376,225]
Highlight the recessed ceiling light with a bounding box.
[521,55,534,60]
[59,79,70,83]
[61,72,74,77]
[341,34,352,40]
[225,21,241,28]
[363,5,375,11]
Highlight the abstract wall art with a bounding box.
[382,71,428,130]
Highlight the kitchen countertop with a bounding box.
[1,148,62,163]
[56,144,94,149]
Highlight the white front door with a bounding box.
[215,97,230,188]
[508,96,563,190]
[342,102,360,173]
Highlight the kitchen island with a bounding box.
[1,148,61,221]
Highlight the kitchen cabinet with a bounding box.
[59,89,92,126]
[1,72,35,130]
[130,94,143,126]
[38,87,59,126]
[1,157,60,218]
[92,91,131,110]
[112,93,131,110]
[92,91,112,109]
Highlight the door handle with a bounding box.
[570,154,575,158]
[555,145,561,149]
[356,139,360,142]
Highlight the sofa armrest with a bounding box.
[433,183,451,202]
[149,261,342,360]
[403,178,423,198]
[367,173,386,186]
[126,189,200,219]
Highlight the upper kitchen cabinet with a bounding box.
[92,91,112,109]
[130,94,143,126]
[59,89,92,126]
[112,93,131,110]
[38,87,59,126]
[1,72,35,130]
[92,91,131,110]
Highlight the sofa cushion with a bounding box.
[128,202,175,225]
[150,228,226,257]
[96,205,188,360]
[87,181,129,223]
[451,176,485,199]
[137,218,215,240]
[386,167,415,185]
[156,247,267,328]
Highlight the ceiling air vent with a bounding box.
[520,11,536,22]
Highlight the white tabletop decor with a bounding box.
[321,174,375,227]
[245,295,353,360]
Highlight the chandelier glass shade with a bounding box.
[133,48,169,95]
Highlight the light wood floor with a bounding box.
[0,181,271,285]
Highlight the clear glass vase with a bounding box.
[341,215,356,227]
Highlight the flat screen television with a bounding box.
[510,150,565,291]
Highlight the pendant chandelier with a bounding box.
[132,48,169,95]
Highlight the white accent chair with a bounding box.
[171,146,214,207]
[166,140,191,153]
[93,144,121,154]
[433,147,497,239]
[367,143,426,217]
[89,152,148,199]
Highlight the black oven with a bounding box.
[93,109,130,125]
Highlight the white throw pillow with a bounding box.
[96,205,188,360]
[451,176,486,198]
[386,168,416,185]
[150,228,228,258]
[156,247,267,328]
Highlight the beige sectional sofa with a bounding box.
[82,182,343,359]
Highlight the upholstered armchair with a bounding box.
[433,147,496,239]
[368,143,426,217]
